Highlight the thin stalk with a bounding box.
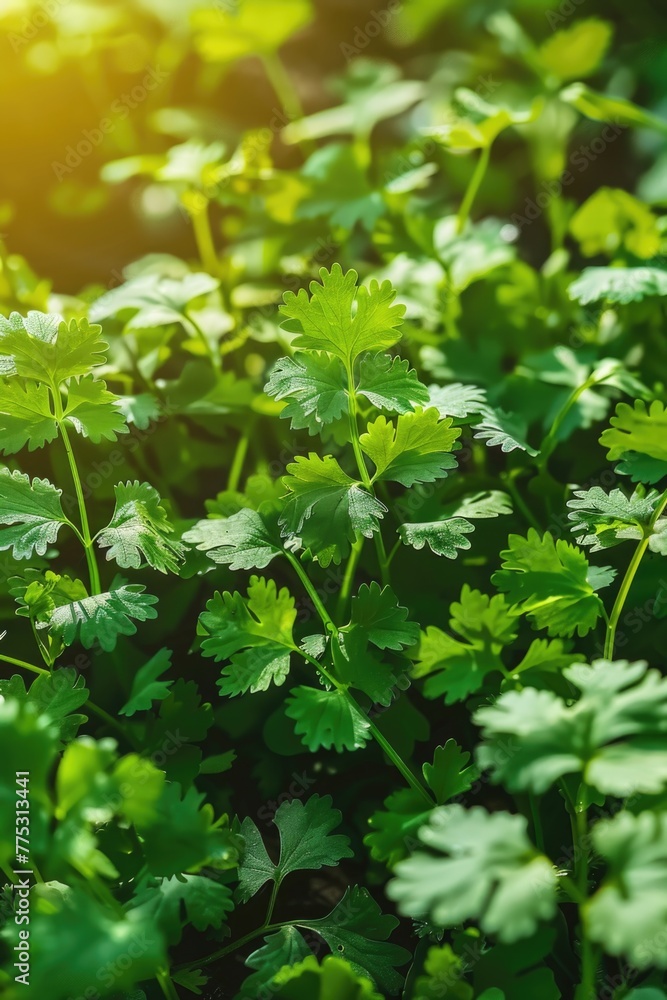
[177,919,295,973]
[0,654,136,746]
[190,199,220,277]
[604,488,667,659]
[261,52,310,144]
[536,379,591,471]
[456,143,491,234]
[528,792,545,852]
[264,880,280,926]
[576,939,598,1000]
[337,536,365,619]
[156,968,181,1000]
[285,551,337,634]
[299,648,433,807]
[52,386,101,595]
[227,428,251,492]
[501,470,542,532]
[575,784,589,895]
[186,311,220,369]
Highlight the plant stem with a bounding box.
[337,535,365,619]
[176,919,294,973]
[190,199,219,277]
[156,968,181,1000]
[264,880,280,925]
[186,311,220,369]
[227,427,251,492]
[299,649,433,806]
[604,488,667,659]
[456,143,491,233]
[285,551,337,634]
[52,386,101,595]
[261,52,308,134]
[501,470,542,532]
[536,378,593,471]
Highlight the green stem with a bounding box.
[190,199,219,277]
[261,52,309,136]
[299,649,433,807]
[456,143,492,234]
[0,654,136,746]
[264,880,280,925]
[536,379,591,471]
[576,938,598,1000]
[52,387,101,595]
[227,427,251,492]
[528,792,544,852]
[285,551,337,635]
[337,536,365,619]
[575,785,589,896]
[604,488,667,659]
[156,968,181,1000]
[176,919,294,973]
[186,311,220,369]
[501,470,542,532]
[373,527,391,588]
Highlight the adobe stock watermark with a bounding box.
[340,0,402,61]
[51,65,168,182]
[7,0,70,52]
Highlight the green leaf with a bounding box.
[130,873,234,945]
[332,629,401,706]
[63,375,128,442]
[0,469,68,559]
[474,407,538,456]
[425,88,540,150]
[586,810,667,967]
[569,187,660,259]
[199,576,297,696]
[560,82,667,135]
[399,493,511,560]
[492,529,610,638]
[537,18,612,82]
[360,409,460,486]
[567,486,666,551]
[240,927,312,1000]
[357,354,430,413]
[0,667,88,745]
[45,581,159,652]
[280,454,386,566]
[120,648,173,717]
[427,382,487,419]
[0,312,107,385]
[266,352,348,433]
[285,686,372,751]
[423,740,479,804]
[298,886,411,995]
[280,265,405,364]
[344,581,419,650]
[568,266,667,304]
[237,794,353,903]
[388,805,558,943]
[0,379,58,454]
[411,944,473,1000]
[96,481,184,574]
[475,659,667,795]
[272,955,384,1000]
[89,271,220,326]
[184,506,285,571]
[600,399,667,463]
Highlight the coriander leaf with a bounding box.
[89,272,219,326]
[475,659,667,795]
[332,630,401,706]
[357,354,430,413]
[0,379,57,454]
[567,486,665,551]
[538,18,612,82]
[474,407,538,456]
[298,886,411,995]
[272,955,384,999]
[569,187,659,259]
[198,576,296,696]
[280,265,405,364]
[600,399,667,463]
[120,648,174,717]
[265,352,348,433]
[130,874,234,945]
[0,667,88,745]
[0,312,107,385]
[412,944,473,1000]
[0,469,68,559]
[398,518,475,558]
[192,0,312,63]
[586,811,667,968]
[115,392,161,429]
[427,382,487,419]
[345,581,419,650]
[96,481,184,574]
[568,267,667,304]
[63,375,128,443]
[237,794,353,903]
[184,506,285,571]
[360,408,460,486]
[423,740,479,804]
[285,686,372,751]
[492,529,607,638]
[280,454,386,566]
[388,805,558,943]
[45,582,159,652]
[240,927,312,1000]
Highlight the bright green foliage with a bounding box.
[492,529,611,637]
[198,576,297,695]
[0,379,58,453]
[343,582,419,650]
[475,659,667,795]
[568,486,666,551]
[47,581,159,651]
[271,955,384,1000]
[0,312,107,384]
[357,354,430,412]
[192,0,313,63]
[600,400,667,463]
[0,668,88,744]
[569,267,667,304]
[184,506,285,570]
[237,794,353,902]
[389,805,558,942]
[96,481,184,574]
[266,352,349,432]
[360,408,460,486]
[0,469,68,558]
[280,265,405,363]
[130,873,234,944]
[62,375,127,442]
[240,927,313,999]
[569,188,660,258]
[537,18,612,81]
[399,491,512,559]
[90,271,219,326]
[285,686,372,751]
[411,944,473,1000]
[120,648,173,716]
